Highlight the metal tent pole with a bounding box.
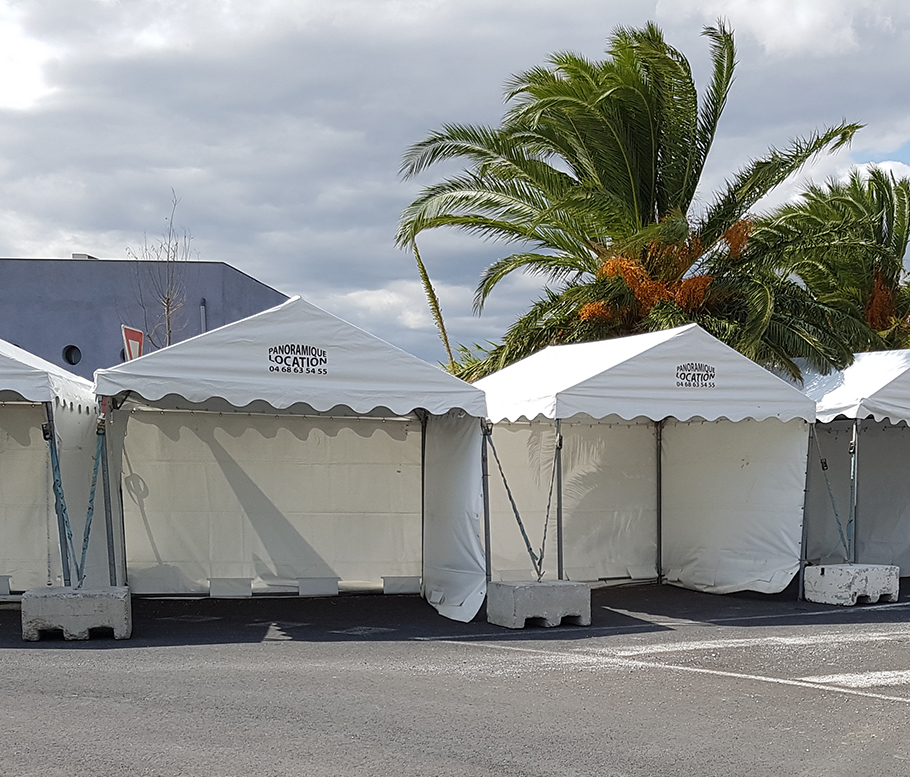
[555,419,564,581]
[109,400,130,587]
[481,421,493,583]
[418,410,428,592]
[117,463,129,587]
[98,405,118,587]
[43,402,71,587]
[797,423,814,601]
[849,418,860,564]
[656,419,664,583]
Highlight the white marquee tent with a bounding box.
[0,340,110,591]
[476,324,816,594]
[94,296,488,621]
[800,350,910,572]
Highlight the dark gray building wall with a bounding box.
[0,257,288,379]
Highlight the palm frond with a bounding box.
[412,243,455,371]
[697,122,863,247]
[474,251,594,312]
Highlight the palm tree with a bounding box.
[751,167,910,349]
[397,21,863,380]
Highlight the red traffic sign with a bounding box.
[121,325,144,361]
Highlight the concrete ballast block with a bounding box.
[0,575,11,596]
[297,577,340,597]
[21,586,132,640]
[382,576,421,594]
[804,564,899,606]
[487,580,591,629]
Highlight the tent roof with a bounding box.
[94,296,486,418]
[476,324,815,423]
[800,350,910,424]
[0,338,93,404]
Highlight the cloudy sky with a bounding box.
[2,0,910,363]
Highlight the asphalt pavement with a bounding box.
[2,582,910,776]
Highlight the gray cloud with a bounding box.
[0,0,908,364]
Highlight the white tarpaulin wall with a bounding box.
[0,339,108,592]
[485,416,809,593]
[95,296,488,621]
[423,413,486,620]
[478,324,815,594]
[487,418,657,582]
[115,406,485,619]
[119,409,423,593]
[661,417,809,593]
[805,420,910,570]
[0,403,54,590]
[801,352,910,572]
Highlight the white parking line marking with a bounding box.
[628,658,910,704]
[444,641,910,705]
[606,601,910,626]
[603,629,910,657]
[800,670,910,688]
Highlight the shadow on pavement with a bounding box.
[1,578,909,649]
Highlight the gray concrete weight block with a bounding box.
[803,564,899,606]
[21,586,132,640]
[487,580,591,629]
